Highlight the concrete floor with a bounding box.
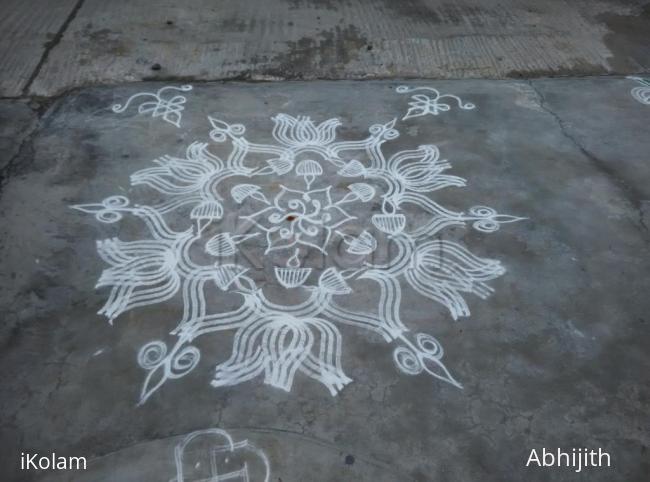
[1,78,649,481]
[1,0,650,96]
[0,1,649,482]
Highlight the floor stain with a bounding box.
[598,4,650,72]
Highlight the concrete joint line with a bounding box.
[21,0,86,96]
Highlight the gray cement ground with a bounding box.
[0,78,649,481]
[1,1,649,482]
[1,0,650,97]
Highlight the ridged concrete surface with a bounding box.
[1,0,649,96]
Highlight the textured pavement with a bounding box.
[1,1,650,481]
[0,78,649,481]
[1,0,650,96]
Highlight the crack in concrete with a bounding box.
[526,79,650,237]
[0,118,38,196]
[21,0,87,97]
[0,92,77,193]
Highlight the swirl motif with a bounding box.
[138,340,167,369]
[627,76,650,105]
[112,85,193,127]
[396,85,476,120]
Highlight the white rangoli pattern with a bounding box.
[171,428,270,482]
[627,76,650,105]
[73,96,524,404]
[112,85,193,127]
[243,185,357,254]
[396,85,476,120]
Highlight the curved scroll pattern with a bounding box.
[627,76,650,105]
[112,85,193,127]
[396,85,476,120]
[72,103,524,403]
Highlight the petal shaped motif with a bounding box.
[338,160,366,177]
[296,159,323,176]
[272,114,341,147]
[95,237,182,322]
[213,315,352,395]
[371,213,406,234]
[404,240,505,319]
[318,268,352,295]
[348,183,376,202]
[212,264,248,290]
[244,185,355,254]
